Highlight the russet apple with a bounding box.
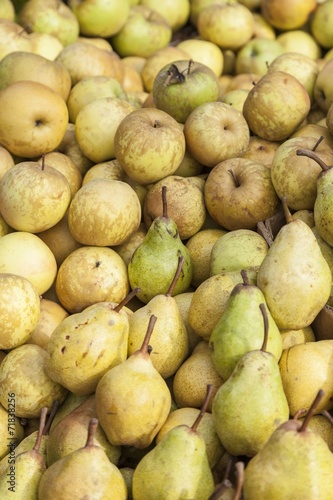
[36,151,83,198]
[220,89,249,113]
[0,80,69,158]
[241,136,281,168]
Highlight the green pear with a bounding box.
[45,292,134,396]
[46,394,121,466]
[0,407,48,499]
[279,339,333,416]
[212,304,289,457]
[128,185,193,304]
[132,385,215,500]
[38,418,127,500]
[49,392,90,432]
[95,315,172,448]
[257,196,332,330]
[210,270,283,381]
[127,256,189,379]
[243,390,333,499]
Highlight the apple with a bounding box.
[19,0,80,46]
[55,245,130,313]
[197,2,255,51]
[141,45,189,92]
[0,160,71,233]
[122,64,144,93]
[291,123,333,150]
[0,80,69,158]
[226,73,262,91]
[0,0,15,20]
[189,0,237,28]
[67,75,127,123]
[311,0,333,49]
[68,178,142,246]
[183,101,250,168]
[27,298,69,350]
[261,0,317,31]
[243,71,311,142]
[28,32,64,60]
[56,123,94,177]
[204,157,279,230]
[252,12,276,39]
[0,231,57,295]
[0,145,14,181]
[122,55,147,73]
[75,97,135,163]
[176,39,224,77]
[153,59,220,124]
[36,151,83,198]
[219,89,249,113]
[327,103,333,136]
[268,52,319,102]
[0,50,72,101]
[140,0,190,32]
[56,41,125,86]
[313,59,333,112]
[241,136,281,168]
[0,19,33,60]
[238,0,261,10]
[68,0,130,37]
[235,37,284,75]
[114,107,186,184]
[276,30,322,60]
[110,5,172,58]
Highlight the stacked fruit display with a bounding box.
[1,0,333,498]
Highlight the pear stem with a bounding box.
[113,287,141,313]
[296,149,330,171]
[299,389,325,433]
[43,400,60,435]
[228,169,240,187]
[162,185,168,218]
[259,303,269,353]
[241,269,250,286]
[166,255,184,297]
[140,314,157,355]
[293,408,307,421]
[208,479,233,500]
[281,196,293,224]
[191,384,214,432]
[85,418,98,448]
[321,409,333,426]
[312,135,324,152]
[33,407,48,453]
[234,462,245,500]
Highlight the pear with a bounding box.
[45,290,137,396]
[46,394,121,466]
[128,185,193,304]
[0,404,24,460]
[212,303,289,457]
[173,292,202,353]
[210,270,283,381]
[280,325,315,349]
[38,418,127,500]
[279,339,333,416]
[127,255,189,379]
[257,196,332,330]
[0,407,48,499]
[95,315,172,448]
[49,392,90,432]
[243,390,333,499]
[132,385,215,500]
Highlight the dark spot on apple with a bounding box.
[65,335,70,340]
[95,260,101,268]
[35,119,43,127]
[61,346,66,354]
[259,146,265,151]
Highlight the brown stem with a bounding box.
[321,409,333,426]
[234,462,245,500]
[43,400,60,435]
[259,303,269,353]
[241,269,250,286]
[228,169,240,187]
[166,255,184,297]
[33,407,48,452]
[208,479,233,500]
[296,149,330,171]
[162,185,168,218]
[153,120,161,128]
[299,389,325,432]
[187,59,194,75]
[293,408,307,421]
[113,287,141,313]
[192,384,214,432]
[41,155,45,171]
[86,418,98,447]
[312,135,324,152]
[140,315,157,355]
[281,196,293,224]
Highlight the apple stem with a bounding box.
[241,269,250,286]
[312,135,324,152]
[191,384,214,432]
[166,254,184,297]
[296,149,330,171]
[85,418,98,448]
[281,196,293,224]
[153,120,161,128]
[234,461,245,500]
[33,407,48,453]
[228,169,240,187]
[162,185,168,218]
[140,314,157,356]
[113,287,141,313]
[259,303,269,353]
[187,59,194,75]
[299,389,325,433]
[41,155,45,171]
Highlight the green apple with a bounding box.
[140,0,190,32]
[69,0,130,37]
[235,37,284,75]
[114,107,186,184]
[197,2,254,51]
[313,59,333,112]
[0,0,15,20]
[177,39,224,77]
[189,0,237,28]
[243,70,311,142]
[276,30,322,60]
[153,59,220,124]
[110,5,172,58]
[261,0,317,30]
[220,89,249,113]
[311,0,333,49]
[19,0,80,46]
[0,80,69,158]
[183,101,250,168]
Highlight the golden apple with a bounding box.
[261,0,316,30]
[0,145,14,181]
[36,151,82,198]
[27,298,68,350]
[141,45,189,92]
[69,0,130,37]
[0,19,33,61]
[177,39,224,77]
[28,32,64,60]
[276,30,321,60]
[56,123,94,177]
[140,0,190,32]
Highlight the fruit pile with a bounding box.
[1,0,333,498]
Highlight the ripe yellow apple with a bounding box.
[82,160,125,185]
[0,80,69,158]
[77,36,113,52]
[276,30,321,60]
[36,151,83,199]
[0,0,15,20]
[0,20,32,61]
[177,39,224,77]
[311,0,333,49]
[55,246,130,313]
[0,145,14,181]
[27,298,68,350]
[141,45,189,92]
[0,231,57,295]
[28,32,64,60]
[140,0,190,32]
[56,123,94,177]
[261,0,317,31]
[122,64,144,93]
